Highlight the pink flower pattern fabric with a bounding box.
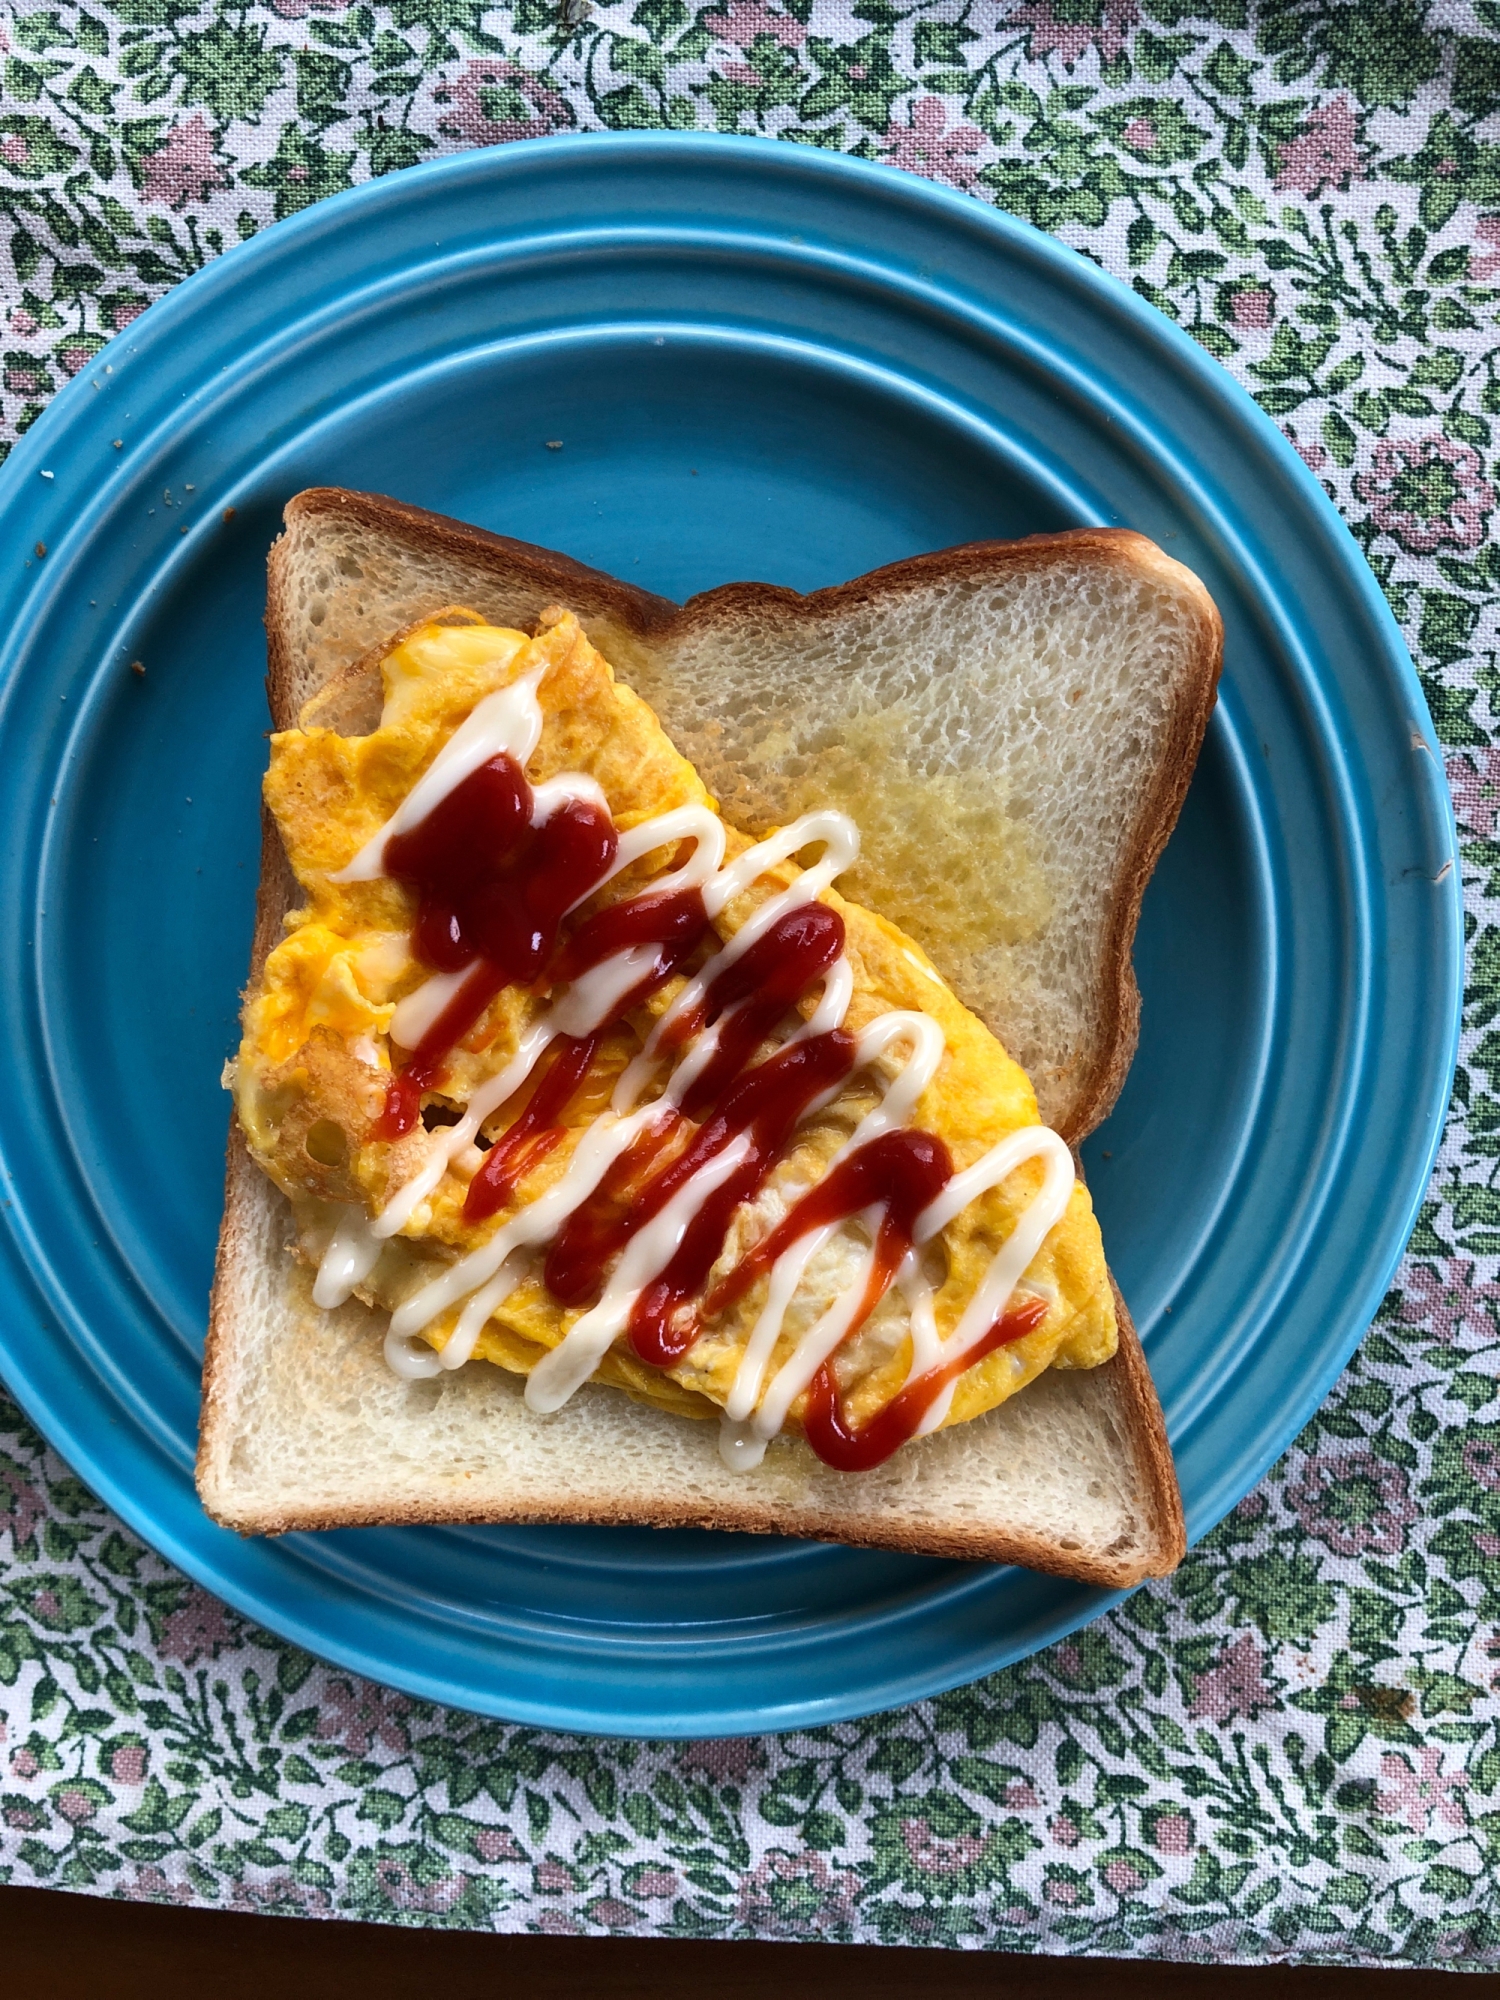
[1,0,1499,1973]
[137,113,230,209]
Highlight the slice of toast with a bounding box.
[197,489,1216,1584]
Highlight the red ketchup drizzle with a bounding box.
[554,883,709,985]
[703,1130,1048,1472]
[706,1128,953,1319]
[462,1032,599,1220]
[376,753,616,1138]
[625,1030,859,1364]
[543,904,856,1346]
[462,887,715,1223]
[379,961,508,1144]
[546,1029,856,1334]
[801,1291,1050,1472]
[661,903,846,1118]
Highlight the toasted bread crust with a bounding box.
[198,800,297,1502]
[199,488,1196,1580]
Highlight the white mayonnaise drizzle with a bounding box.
[385,1318,444,1380]
[385,956,858,1375]
[360,806,859,1258]
[715,1126,1074,1469]
[701,808,859,923]
[717,1013,945,1468]
[609,809,858,1116]
[529,772,608,829]
[390,1098,670,1366]
[914,1127,1075,1346]
[309,660,1078,1471]
[312,1206,382,1309]
[328,667,727,1246]
[332,671,545,883]
[368,805,729,1241]
[842,1012,945,1149]
[588,803,726,906]
[388,964,477,1050]
[525,1134,756,1412]
[749,1220,883,1447]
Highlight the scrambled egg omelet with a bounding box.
[232,608,1116,1437]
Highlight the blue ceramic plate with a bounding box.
[0,135,1461,1736]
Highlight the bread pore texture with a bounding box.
[198,489,1208,1585]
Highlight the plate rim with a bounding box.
[0,131,1464,1734]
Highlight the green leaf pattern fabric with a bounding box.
[1,0,1498,1970]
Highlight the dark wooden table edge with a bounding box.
[2,1881,1492,1995]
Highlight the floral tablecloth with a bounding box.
[2,0,1499,1971]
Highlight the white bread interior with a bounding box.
[197,490,1215,1584]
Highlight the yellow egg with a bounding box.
[235,608,1116,1443]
